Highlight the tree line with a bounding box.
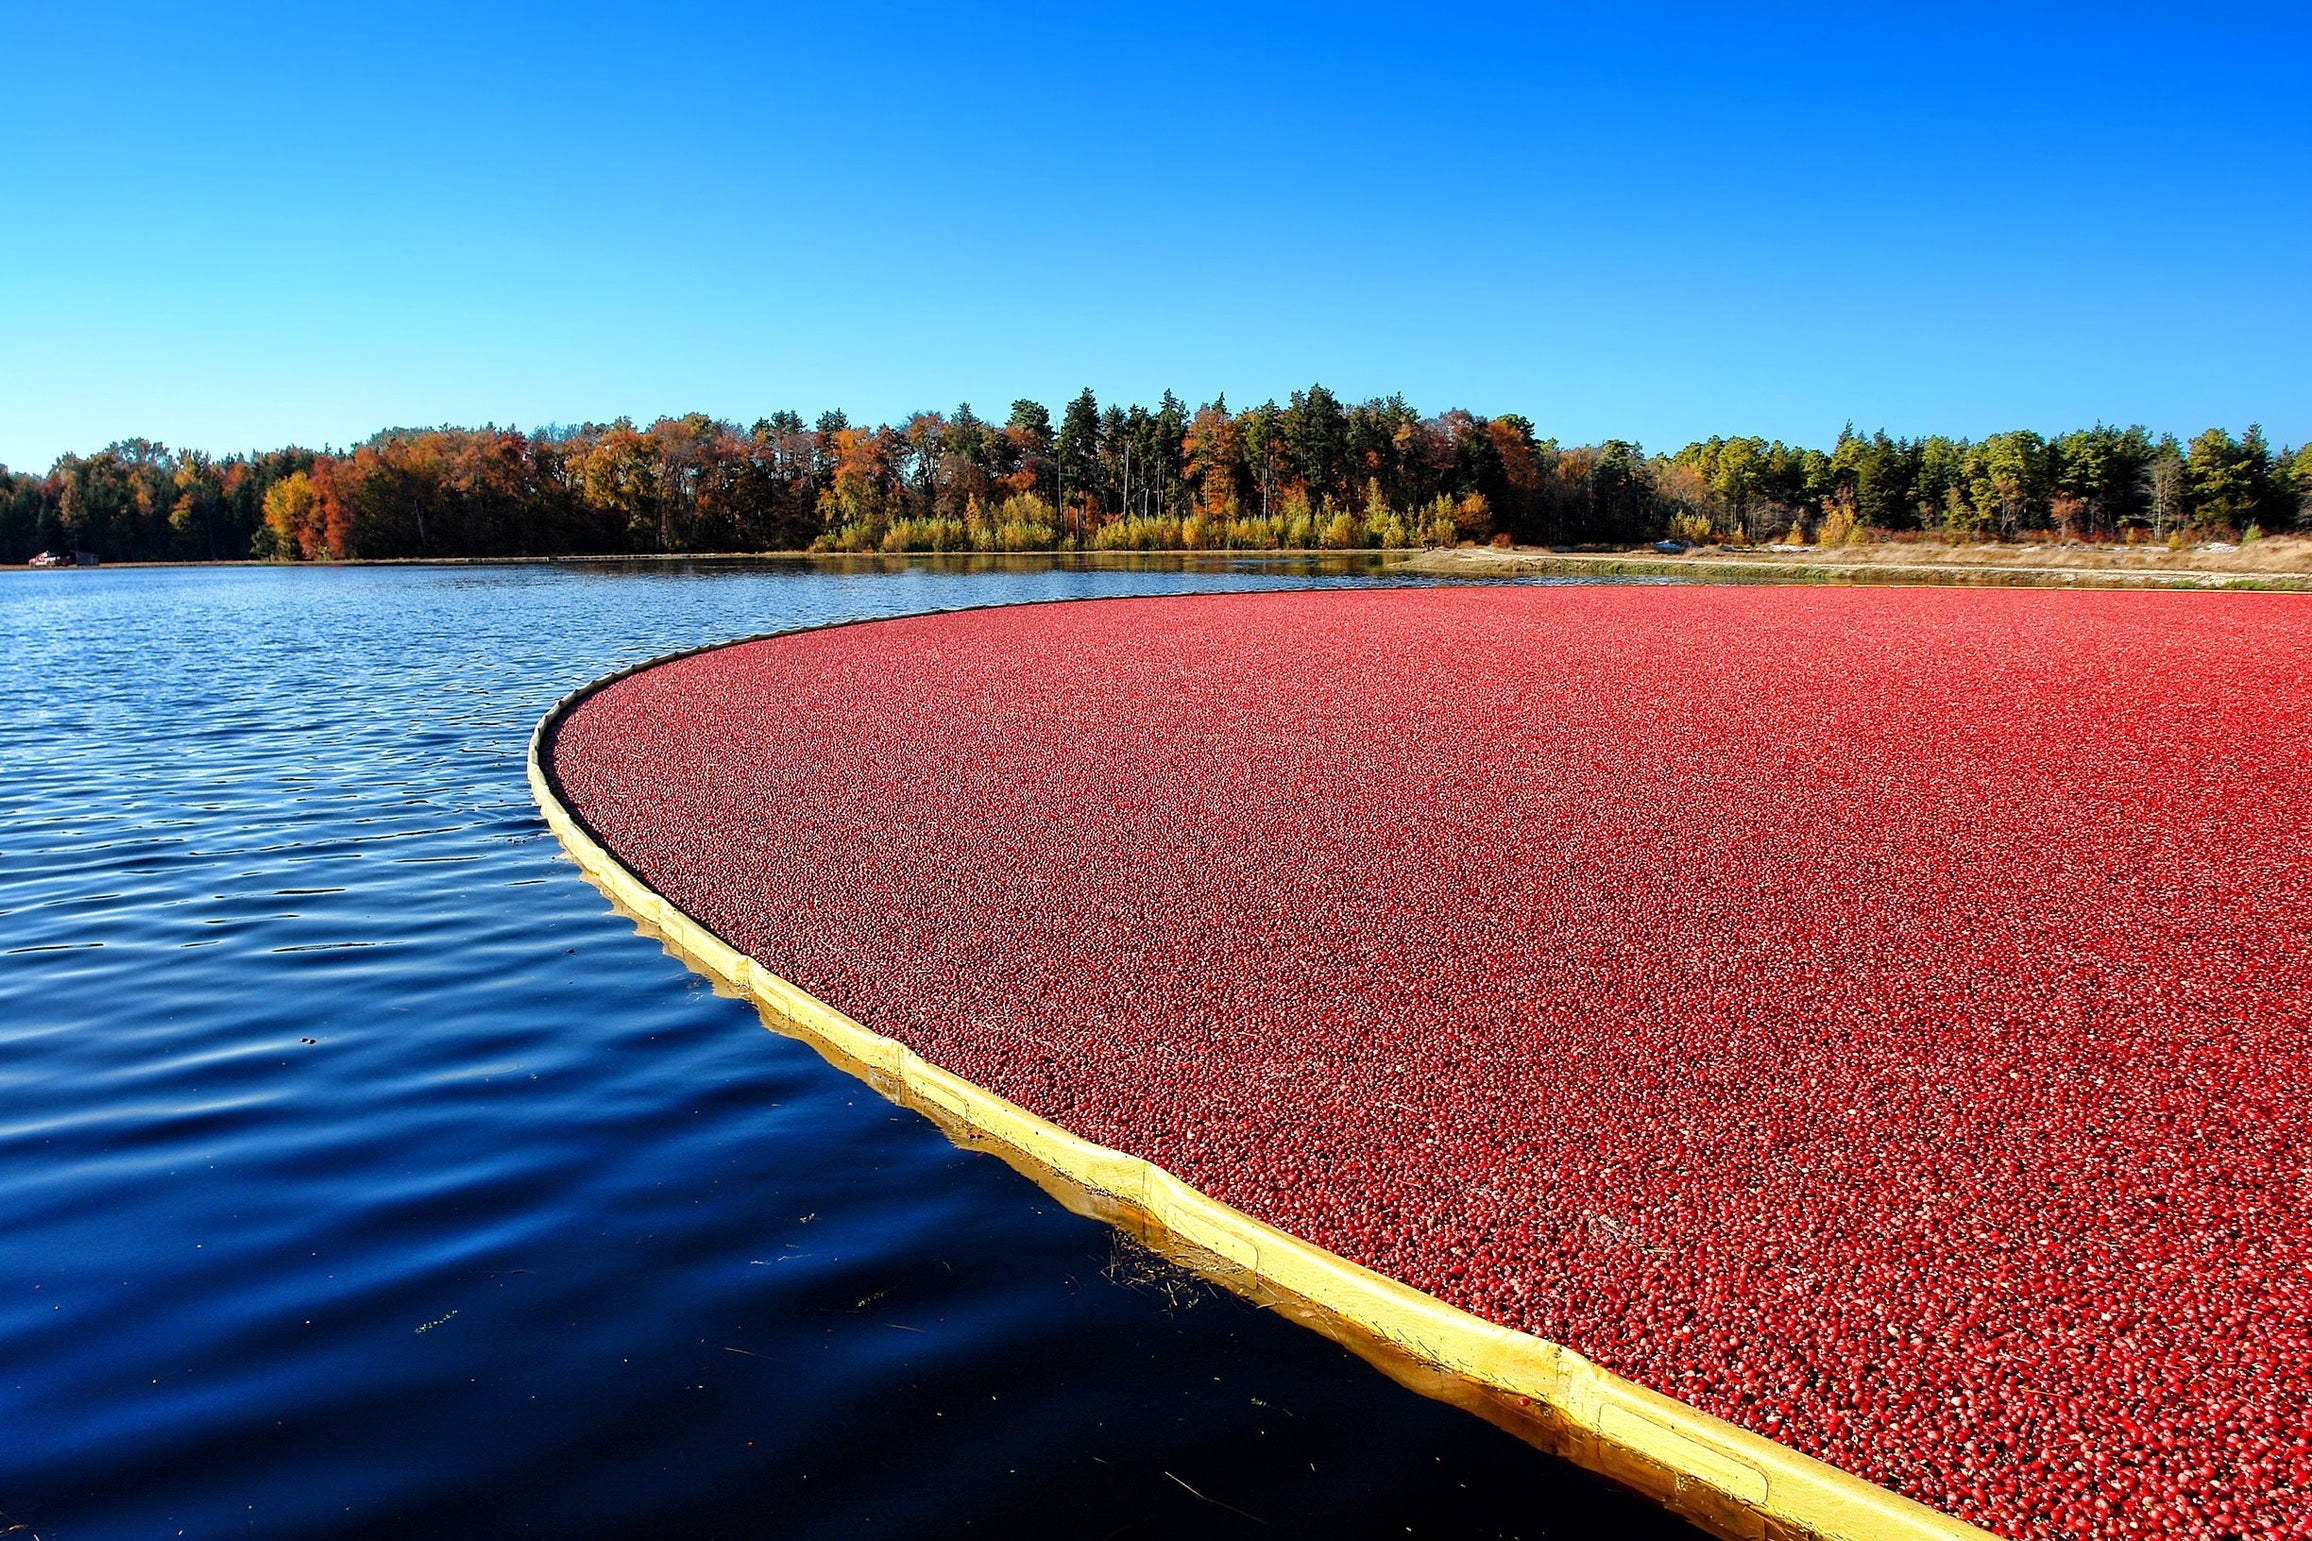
[4,390,2305,564]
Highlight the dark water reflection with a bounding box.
[0,560,1690,1540]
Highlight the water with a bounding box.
[0,560,1692,1540]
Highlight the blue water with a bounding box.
[0,560,1691,1540]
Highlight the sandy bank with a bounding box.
[1397,535,2312,589]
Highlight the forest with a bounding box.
[3,388,2305,564]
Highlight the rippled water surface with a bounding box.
[0,561,1692,1540]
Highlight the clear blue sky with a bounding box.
[2,2,2304,470]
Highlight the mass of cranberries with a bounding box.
[550,586,2312,1540]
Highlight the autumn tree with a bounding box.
[1183,397,1243,521]
[1004,400,1054,503]
[9,400,2301,563]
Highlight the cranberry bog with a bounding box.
[536,586,2311,1541]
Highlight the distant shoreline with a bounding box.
[14,540,2311,590]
